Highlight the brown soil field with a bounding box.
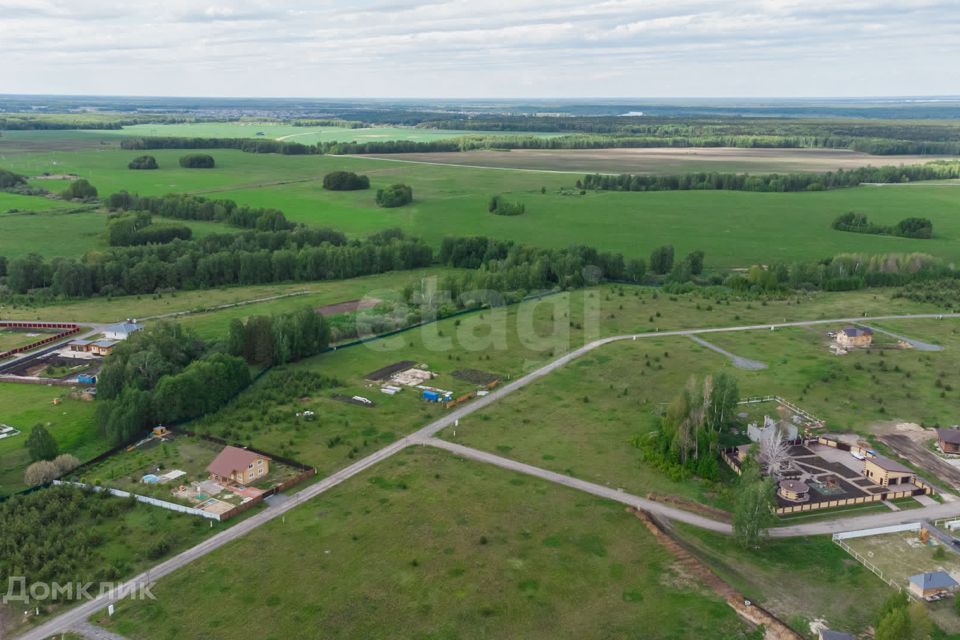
[361,147,956,175]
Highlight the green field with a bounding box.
[2,133,960,267]
[0,383,103,495]
[0,209,239,259]
[96,122,563,145]
[0,191,74,213]
[99,448,753,640]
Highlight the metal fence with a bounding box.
[53,480,220,521]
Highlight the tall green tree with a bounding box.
[649,245,674,274]
[707,373,739,431]
[732,465,776,549]
[25,424,58,461]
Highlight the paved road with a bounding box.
[688,335,767,370]
[422,438,960,538]
[14,311,960,639]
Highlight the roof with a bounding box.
[819,631,855,640]
[867,455,913,474]
[937,428,960,445]
[207,446,270,478]
[106,321,143,336]
[909,570,958,590]
[92,339,118,348]
[840,326,873,337]
[69,339,92,346]
[780,480,809,493]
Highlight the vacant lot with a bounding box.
[364,147,956,174]
[677,523,896,635]
[100,448,752,640]
[439,316,959,512]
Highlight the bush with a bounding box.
[178,154,215,169]
[488,195,525,216]
[375,183,413,208]
[0,167,27,189]
[24,460,59,486]
[128,155,158,170]
[52,453,81,475]
[322,171,369,191]
[61,179,98,200]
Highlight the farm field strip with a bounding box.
[362,147,958,174]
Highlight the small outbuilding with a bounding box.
[937,428,960,454]
[836,327,873,348]
[778,479,809,502]
[207,445,270,486]
[90,339,118,356]
[863,455,915,487]
[909,570,959,599]
[68,340,92,352]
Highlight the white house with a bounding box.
[104,320,143,341]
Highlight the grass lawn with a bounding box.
[0,327,60,351]
[99,448,753,640]
[0,383,102,496]
[2,136,960,267]
[673,523,897,636]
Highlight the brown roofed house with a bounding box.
[836,326,873,348]
[207,445,270,486]
[937,428,960,454]
[864,455,915,487]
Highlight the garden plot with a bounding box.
[71,432,302,510]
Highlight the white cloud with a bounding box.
[0,0,957,96]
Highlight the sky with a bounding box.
[1,0,959,98]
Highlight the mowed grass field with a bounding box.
[0,383,102,495]
[100,448,752,640]
[1,133,960,266]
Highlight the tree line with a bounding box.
[107,191,296,231]
[2,226,432,298]
[831,212,933,239]
[580,162,960,193]
[729,251,954,293]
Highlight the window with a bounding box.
[258,459,264,465]
[248,463,254,469]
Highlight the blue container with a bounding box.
[78,374,97,384]
[422,390,440,402]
